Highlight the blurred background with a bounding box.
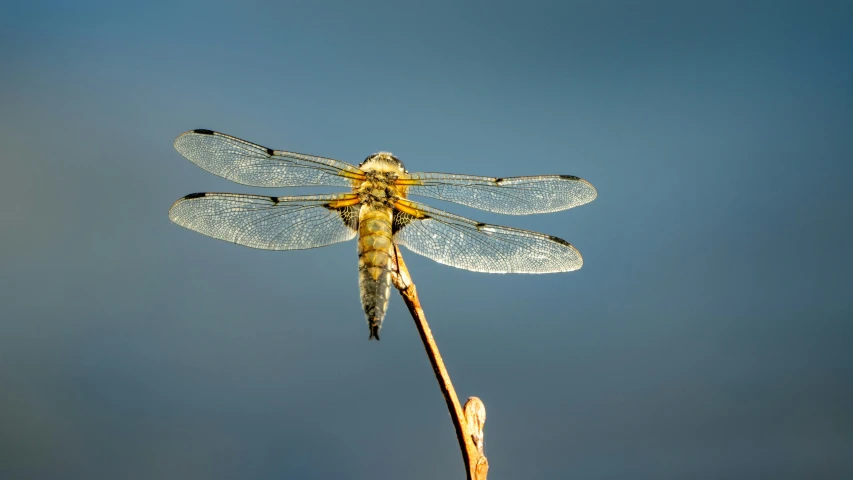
[1,1,851,478]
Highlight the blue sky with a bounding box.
[1,1,851,478]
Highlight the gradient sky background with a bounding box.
[1,1,852,479]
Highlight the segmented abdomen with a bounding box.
[357,205,394,340]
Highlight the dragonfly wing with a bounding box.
[169,193,360,250]
[398,173,597,215]
[392,198,583,273]
[174,130,366,188]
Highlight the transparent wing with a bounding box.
[168,192,360,250]
[392,199,583,273]
[174,130,366,188]
[397,173,597,215]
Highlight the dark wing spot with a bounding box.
[392,209,429,234]
[192,129,215,135]
[547,235,572,247]
[183,192,207,199]
[559,175,581,180]
[494,177,504,184]
[266,148,274,156]
[475,222,487,228]
[342,205,360,231]
[323,204,359,232]
[270,196,279,204]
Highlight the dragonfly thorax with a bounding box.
[357,154,407,207]
[357,169,401,207]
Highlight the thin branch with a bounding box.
[391,245,489,480]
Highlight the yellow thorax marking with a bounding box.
[393,199,428,219]
[327,195,361,209]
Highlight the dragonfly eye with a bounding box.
[360,152,406,172]
[390,155,407,172]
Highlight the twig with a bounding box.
[391,245,489,480]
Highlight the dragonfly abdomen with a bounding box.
[357,205,394,340]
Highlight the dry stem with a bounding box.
[391,245,488,480]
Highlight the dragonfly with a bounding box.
[168,129,597,340]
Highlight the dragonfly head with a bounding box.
[360,152,407,174]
